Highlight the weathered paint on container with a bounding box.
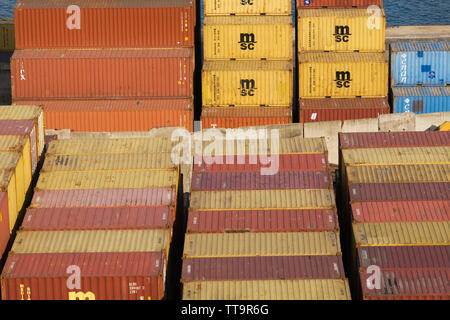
[0,18,14,51]
[203,16,293,60]
[0,192,10,257]
[391,42,450,86]
[182,256,345,282]
[1,252,166,300]
[299,98,389,123]
[203,0,291,15]
[298,0,383,8]
[392,87,450,114]
[298,52,388,98]
[298,9,385,52]
[183,279,351,300]
[11,48,194,100]
[202,60,293,107]
[0,171,17,234]
[14,0,194,49]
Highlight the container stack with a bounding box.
[11,0,195,132]
[297,0,390,124]
[0,18,14,104]
[181,135,351,300]
[0,105,44,259]
[339,131,450,300]
[1,137,182,300]
[391,41,450,114]
[200,0,295,129]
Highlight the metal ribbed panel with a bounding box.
[0,153,20,170]
[0,105,42,120]
[297,0,383,8]
[0,136,27,152]
[203,0,291,15]
[349,183,450,201]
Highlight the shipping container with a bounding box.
[203,16,293,60]
[352,201,450,223]
[14,0,195,49]
[11,48,194,100]
[201,107,292,129]
[182,256,345,282]
[392,87,450,114]
[298,9,385,52]
[298,52,388,98]
[391,42,450,86]
[187,209,339,233]
[14,99,194,132]
[299,98,389,123]
[0,18,14,51]
[183,279,351,300]
[298,0,383,8]
[203,0,291,15]
[202,60,293,107]
[0,192,11,256]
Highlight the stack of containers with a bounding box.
[1,137,182,300]
[200,0,295,129]
[339,132,450,300]
[391,41,450,114]
[181,136,351,300]
[297,0,390,124]
[11,0,195,132]
[0,105,44,259]
[0,18,14,104]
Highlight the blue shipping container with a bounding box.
[391,41,450,86]
[393,87,450,114]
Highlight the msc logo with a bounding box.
[240,0,254,5]
[334,71,352,88]
[240,79,257,96]
[239,33,257,50]
[333,26,351,43]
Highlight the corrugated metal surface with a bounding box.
[0,153,21,170]
[183,279,351,300]
[0,192,10,257]
[339,132,450,149]
[392,87,450,114]
[0,170,17,234]
[21,206,174,231]
[298,52,388,98]
[352,201,450,223]
[298,0,383,8]
[184,232,341,258]
[11,49,194,100]
[15,0,194,49]
[202,60,293,106]
[203,16,293,60]
[353,222,450,246]
[298,9,385,52]
[0,135,27,153]
[1,252,166,300]
[300,98,390,123]
[0,18,14,51]
[391,41,449,86]
[191,171,333,191]
[182,256,345,282]
[203,0,291,15]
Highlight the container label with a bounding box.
[400,53,408,83]
[238,33,257,51]
[240,79,257,96]
[334,71,352,89]
[333,26,351,43]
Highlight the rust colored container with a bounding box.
[182,256,345,282]
[201,107,292,129]
[360,269,450,300]
[187,209,339,233]
[349,183,450,202]
[11,49,194,100]
[21,206,174,231]
[1,252,166,300]
[352,201,450,223]
[297,0,383,8]
[191,171,333,191]
[300,98,390,123]
[30,188,176,209]
[194,154,328,173]
[14,99,194,132]
[0,192,10,258]
[340,132,450,149]
[14,0,194,49]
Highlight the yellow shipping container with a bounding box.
[0,169,18,233]
[0,153,25,227]
[183,279,351,300]
[0,18,14,51]
[298,52,388,98]
[203,0,291,15]
[190,189,335,210]
[203,16,293,60]
[183,232,341,258]
[298,9,386,52]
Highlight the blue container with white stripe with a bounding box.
[391,41,450,87]
[393,87,450,114]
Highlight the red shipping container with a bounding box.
[352,201,450,223]
[14,99,194,132]
[182,256,345,282]
[187,209,339,233]
[1,252,166,300]
[300,98,390,123]
[11,49,194,100]
[191,171,333,191]
[297,0,383,8]
[0,193,10,258]
[14,0,195,49]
